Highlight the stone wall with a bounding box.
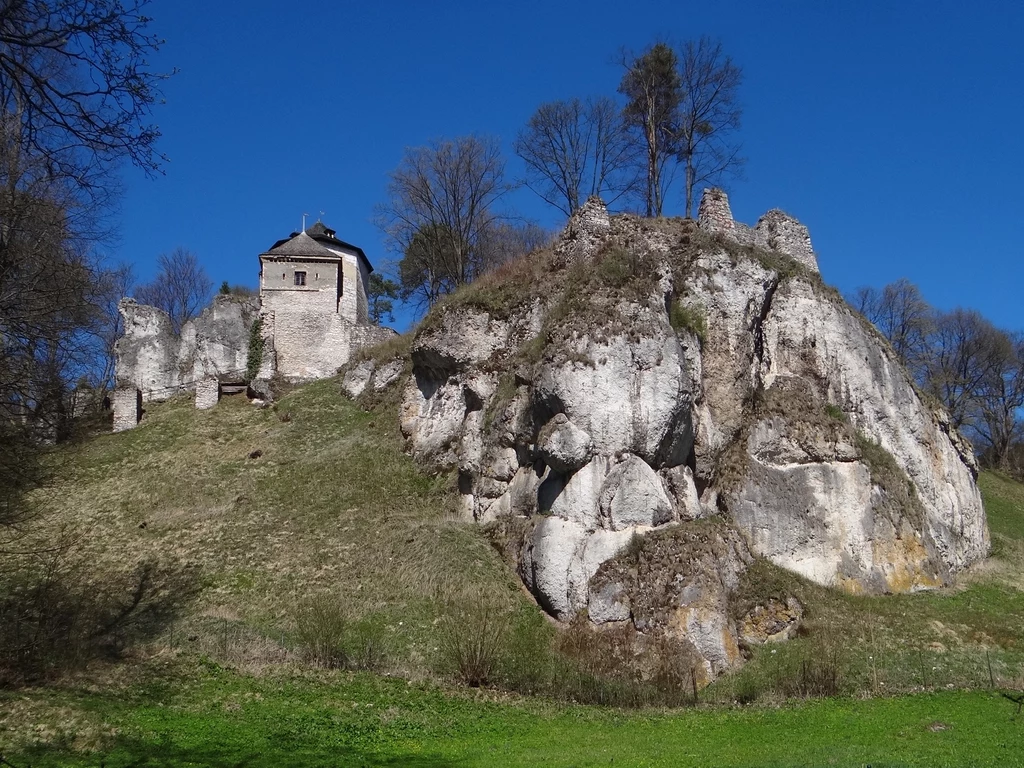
[340,257,359,322]
[115,294,259,402]
[115,299,180,400]
[351,324,399,350]
[753,210,816,271]
[112,387,141,432]
[697,188,819,273]
[261,299,352,379]
[195,377,219,410]
[553,196,611,268]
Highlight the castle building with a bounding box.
[258,221,374,379]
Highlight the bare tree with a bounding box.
[924,309,1007,430]
[0,151,99,522]
[848,278,933,376]
[0,1,168,533]
[677,37,744,217]
[375,135,511,309]
[134,248,212,335]
[971,331,1024,470]
[477,221,552,270]
[0,0,169,196]
[618,42,681,217]
[90,261,135,391]
[514,97,638,216]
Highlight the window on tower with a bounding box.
[294,271,307,286]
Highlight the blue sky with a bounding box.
[114,0,1023,333]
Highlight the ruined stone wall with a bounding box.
[115,299,182,400]
[753,210,816,272]
[112,387,141,432]
[697,188,819,273]
[195,377,219,410]
[116,295,259,402]
[696,188,736,238]
[350,324,399,350]
[553,196,611,268]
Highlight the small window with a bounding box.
[294,271,306,286]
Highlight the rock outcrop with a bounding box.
[394,189,989,681]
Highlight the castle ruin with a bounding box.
[112,222,395,431]
[696,187,818,272]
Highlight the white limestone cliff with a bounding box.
[391,190,988,680]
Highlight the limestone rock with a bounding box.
[588,580,631,623]
[532,304,693,465]
[739,597,803,645]
[342,360,375,398]
[521,516,589,619]
[599,455,674,531]
[547,455,610,530]
[659,465,704,521]
[373,359,405,390]
[401,193,988,683]
[537,414,594,473]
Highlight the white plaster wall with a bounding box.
[356,258,370,324]
[340,256,358,322]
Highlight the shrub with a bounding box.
[669,299,707,343]
[292,598,392,671]
[824,403,846,422]
[293,595,351,669]
[438,589,511,687]
[246,317,264,382]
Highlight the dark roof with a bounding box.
[305,221,334,238]
[263,222,374,273]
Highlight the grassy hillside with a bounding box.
[2,375,1023,764]
[8,378,526,679]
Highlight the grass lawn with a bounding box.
[3,664,1022,767]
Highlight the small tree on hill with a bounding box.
[368,273,400,325]
[376,135,512,309]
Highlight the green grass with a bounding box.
[2,662,1022,767]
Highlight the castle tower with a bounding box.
[258,222,374,379]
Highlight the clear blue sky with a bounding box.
[114,0,1023,333]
